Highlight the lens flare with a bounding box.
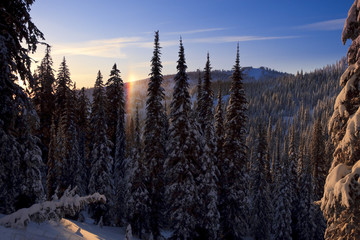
[125,72,137,114]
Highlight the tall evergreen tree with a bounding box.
[165,38,200,240]
[127,105,150,238]
[296,142,315,240]
[220,44,249,239]
[88,71,114,225]
[0,0,45,213]
[106,63,125,157]
[75,87,90,196]
[104,64,127,225]
[310,118,326,239]
[143,31,166,239]
[215,88,225,167]
[250,124,271,240]
[33,45,55,164]
[321,1,360,238]
[287,124,299,239]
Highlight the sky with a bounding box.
[30,0,353,88]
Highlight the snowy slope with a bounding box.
[0,217,135,240]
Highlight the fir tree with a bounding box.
[215,88,225,168]
[104,64,127,225]
[143,30,166,239]
[127,105,150,238]
[250,124,271,240]
[33,45,55,164]
[165,39,200,240]
[296,143,315,240]
[321,1,360,238]
[88,71,114,225]
[0,0,44,213]
[75,87,90,196]
[310,118,326,239]
[220,44,249,239]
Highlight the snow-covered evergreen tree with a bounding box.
[143,31,166,239]
[250,124,271,240]
[165,39,201,240]
[75,87,90,196]
[127,105,150,238]
[296,142,315,240]
[0,0,44,213]
[287,125,299,239]
[88,71,114,225]
[104,64,127,226]
[32,45,55,164]
[310,118,326,239]
[321,1,360,238]
[215,89,225,168]
[220,44,249,239]
[273,145,292,240]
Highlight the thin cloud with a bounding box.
[165,28,226,35]
[52,37,145,58]
[190,35,298,43]
[298,18,345,31]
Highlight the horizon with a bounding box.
[30,0,352,88]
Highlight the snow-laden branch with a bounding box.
[320,160,360,216]
[0,188,106,228]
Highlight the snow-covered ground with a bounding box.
[0,214,135,240]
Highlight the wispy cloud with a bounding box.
[298,18,345,31]
[52,37,145,58]
[50,34,297,58]
[165,28,226,36]
[190,35,298,43]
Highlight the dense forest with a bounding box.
[1,0,360,240]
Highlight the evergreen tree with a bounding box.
[33,45,55,164]
[310,118,326,239]
[75,87,90,196]
[143,31,166,239]
[220,44,249,239]
[287,125,299,239]
[215,89,225,168]
[127,105,150,238]
[88,71,114,225]
[250,124,271,240]
[106,63,125,157]
[0,0,44,213]
[165,38,200,240]
[321,1,360,238]
[273,148,292,240]
[296,143,315,240]
[104,64,127,226]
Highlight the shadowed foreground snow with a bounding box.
[0,217,136,240]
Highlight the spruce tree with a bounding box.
[33,45,55,164]
[321,1,360,238]
[165,38,200,240]
[215,88,225,168]
[75,87,90,196]
[127,105,150,238]
[220,44,249,239]
[0,0,45,212]
[296,143,315,240]
[250,124,271,240]
[104,64,127,225]
[143,31,166,239]
[310,118,326,239]
[88,71,114,225]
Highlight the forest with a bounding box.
[1,1,360,240]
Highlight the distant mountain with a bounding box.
[82,66,288,112]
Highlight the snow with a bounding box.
[0,216,137,240]
[321,160,360,215]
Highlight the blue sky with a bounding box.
[30,0,353,88]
